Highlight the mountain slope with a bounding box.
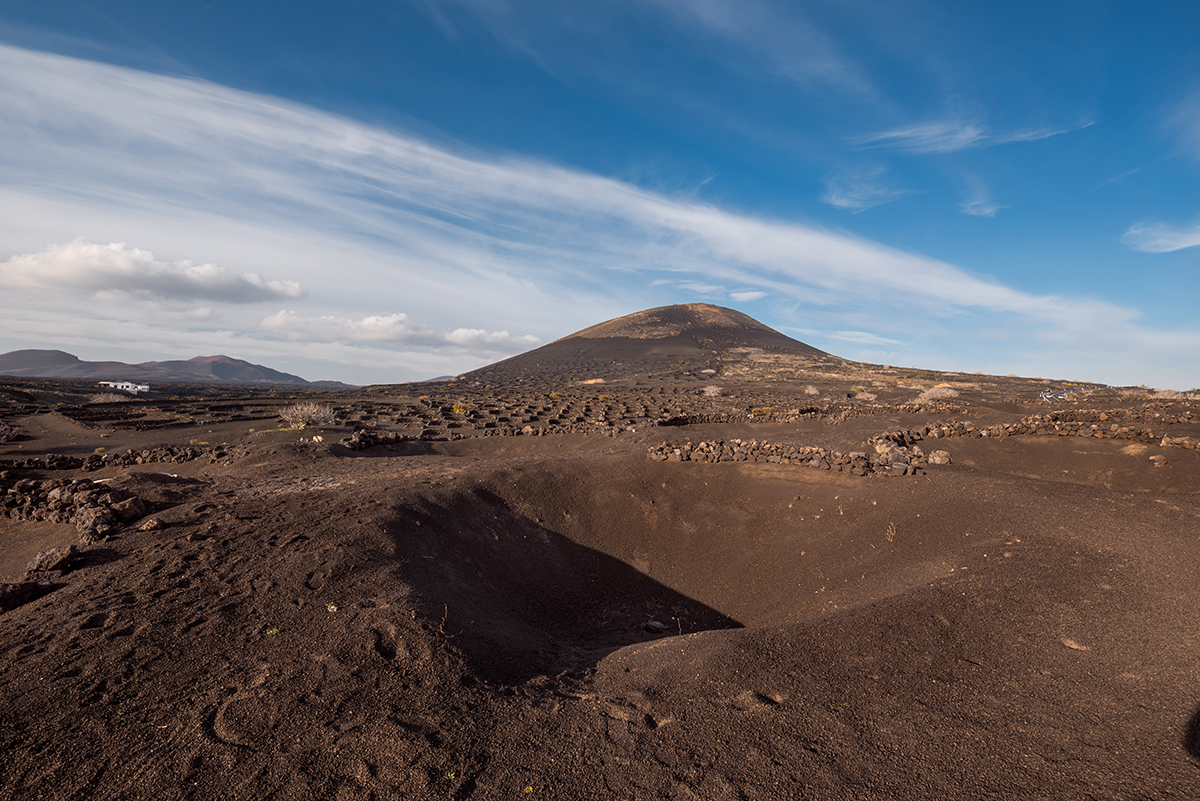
[0,350,317,386]
[462,303,838,385]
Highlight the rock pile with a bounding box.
[2,476,148,545]
[648,434,943,477]
[925,410,1197,447]
[340,428,416,450]
[0,444,245,472]
[0,420,20,444]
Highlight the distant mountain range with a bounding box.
[0,350,351,388]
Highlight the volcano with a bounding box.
[463,303,837,385]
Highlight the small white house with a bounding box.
[97,381,150,395]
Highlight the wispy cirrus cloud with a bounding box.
[0,240,303,303]
[1121,94,1200,253]
[821,167,911,212]
[431,0,874,97]
[859,120,987,154]
[1121,220,1200,253]
[645,0,874,95]
[960,176,1004,217]
[860,118,1093,155]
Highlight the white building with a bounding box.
[97,381,150,395]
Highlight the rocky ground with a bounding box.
[1,364,1198,799]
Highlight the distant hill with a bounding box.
[0,350,351,388]
[461,303,841,385]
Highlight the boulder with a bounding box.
[26,545,78,574]
[111,496,146,522]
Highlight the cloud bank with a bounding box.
[0,240,303,303]
[261,310,539,353]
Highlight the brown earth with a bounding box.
[1,306,1198,799]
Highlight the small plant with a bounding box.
[914,386,959,402]
[88,392,131,404]
[549,391,562,398]
[280,402,336,429]
[803,385,820,396]
[749,406,772,415]
[451,403,468,414]
[702,385,723,397]
[266,627,281,636]
[598,395,609,401]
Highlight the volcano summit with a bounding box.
[464,303,839,386]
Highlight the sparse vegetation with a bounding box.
[803,385,820,396]
[914,386,959,402]
[88,392,131,404]
[703,385,724,397]
[279,401,336,429]
[452,403,469,414]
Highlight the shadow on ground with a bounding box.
[386,486,741,684]
[1185,704,1200,763]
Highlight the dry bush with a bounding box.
[854,392,878,401]
[280,402,336,429]
[803,385,820,396]
[914,386,959,403]
[88,393,132,404]
[702,385,724,397]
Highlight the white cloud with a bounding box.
[262,310,539,353]
[645,0,874,95]
[960,178,1004,217]
[861,118,1092,155]
[444,328,540,351]
[680,281,727,297]
[961,199,1001,217]
[827,330,903,346]
[860,121,986,154]
[994,120,1095,144]
[0,240,303,303]
[729,289,767,302]
[1121,220,1200,253]
[262,310,437,343]
[821,167,909,211]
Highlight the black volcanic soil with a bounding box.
[1,311,1199,799]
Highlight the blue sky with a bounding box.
[0,1,1197,387]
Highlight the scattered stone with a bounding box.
[110,496,147,522]
[139,517,164,531]
[1149,455,1167,467]
[928,450,952,465]
[26,545,78,574]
